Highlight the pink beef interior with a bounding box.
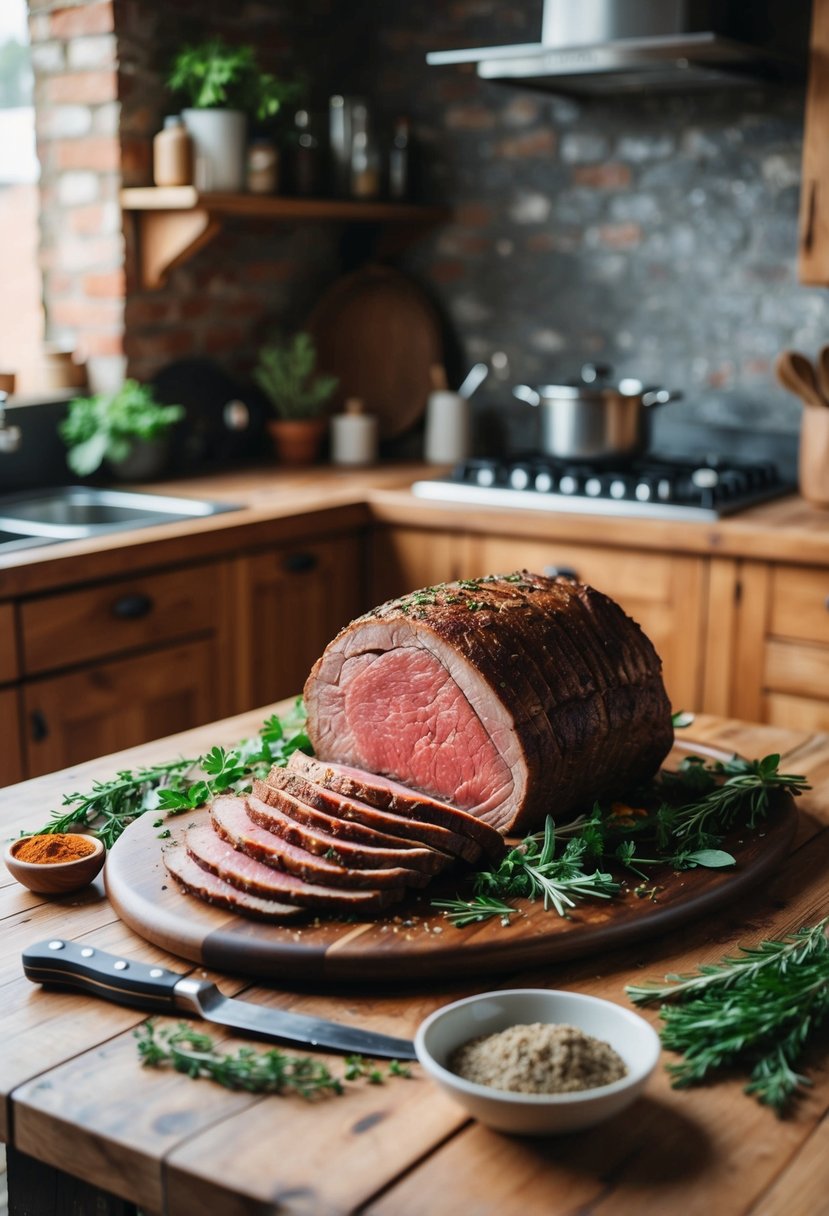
[330,647,511,810]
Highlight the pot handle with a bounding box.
[513,385,541,407]
[642,389,683,408]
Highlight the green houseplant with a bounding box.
[168,37,296,191]
[253,332,338,465]
[60,380,184,479]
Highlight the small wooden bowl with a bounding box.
[4,835,106,894]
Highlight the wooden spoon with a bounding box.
[774,350,825,409]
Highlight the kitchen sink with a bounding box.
[0,486,239,545]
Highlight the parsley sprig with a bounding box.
[31,701,311,847]
[626,921,829,1114]
[136,1021,412,1096]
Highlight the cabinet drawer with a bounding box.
[769,565,829,645]
[23,638,220,778]
[764,638,829,701]
[20,564,223,675]
[764,691,829,733]
[0,603,18,683]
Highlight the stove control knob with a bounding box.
[509,465,532,490]
[634,478,655,502]
[558,473,581,495]
[475,464,498,487]
[584,476,604,497]
[608,477,631,500]
[691,467,719,490]
[534,469,555,493]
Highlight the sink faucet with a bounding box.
[0,391,21,454]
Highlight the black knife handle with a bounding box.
[22,939,184,1012]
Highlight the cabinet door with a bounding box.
[0,603,18,683]
[0,686,23,786]
[467,535,707,713]
[370,526,467,604]
[23,638,220,778]
[238,535,364,708]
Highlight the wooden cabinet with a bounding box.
[370,526,467,604]
[799,0,829,283]
[23,639,220,778]
[719,560,829,731]
[236,533,365,708]
[0,687,23,786]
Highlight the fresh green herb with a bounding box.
[59,380,184,477]
[434,753,808,928]
[671,710,695,729]
[388,1059,412,1077]
[431,895,518,927]
[626,921,829,1114]
[253,332,338,421]
[30,700,311,847]
[136,1021,343,1098]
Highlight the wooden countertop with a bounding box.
[2,464,829,600]
[2,707,829,1214]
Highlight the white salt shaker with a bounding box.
[424,390,470,464]
[331,398,378,466]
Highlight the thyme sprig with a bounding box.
[32,700,311,847]
[135,1021,412,1096]
[626,921,829,1114]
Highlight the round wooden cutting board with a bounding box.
[307,264,443,440]
[105,740,798,983]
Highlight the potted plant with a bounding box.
[59,380,184,480]
[253,332,338,465]
[168,37,294,192]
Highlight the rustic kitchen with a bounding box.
[2,1,829,1213]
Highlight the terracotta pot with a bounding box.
[266,418,328,466]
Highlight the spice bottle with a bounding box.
[247,138,279,194]
[292,109,321,196]
[388,117,411,200]
[331,398,378,466]
[349,103,380,199]
[153,116,193,188]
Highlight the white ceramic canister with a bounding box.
[182,108,246,192]
[331,398,379,466]
[424,390,470,463]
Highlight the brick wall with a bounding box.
[25,0,819,457]
[28,0,125,392]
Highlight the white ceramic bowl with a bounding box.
[415,988,660,1136]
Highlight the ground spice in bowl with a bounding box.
[14,834,97,865]
[449,1022,627,1095]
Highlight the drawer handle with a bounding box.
[543,565,579,581]
[112,593,154,620]
[282,552,318,574]
[30,710,49,742]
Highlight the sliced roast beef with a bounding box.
[287,752,505,858]
[261,767,483,864]
[163,846,303,921]
[302,571,673,834]
[210,794,425,890]
[186,814,402,910]
[243,791,446,877]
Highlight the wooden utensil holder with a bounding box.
[799,406,829,506]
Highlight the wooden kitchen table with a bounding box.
[3,706,829,1216]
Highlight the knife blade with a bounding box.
[22,939,417,1060]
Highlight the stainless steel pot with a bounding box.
[513,365,682,462]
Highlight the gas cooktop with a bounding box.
[412,455,793,521]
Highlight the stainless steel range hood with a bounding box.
[426,0,806,95]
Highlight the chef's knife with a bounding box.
[22,939,416,1059]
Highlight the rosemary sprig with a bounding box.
[32,700,311,847]
[433,752,809,929]
[626,921,829,1114]
[135,1022,412,1096]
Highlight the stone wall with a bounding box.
[25,0,822,462]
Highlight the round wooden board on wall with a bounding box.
[307,264,444,440]
[105,740,798,985]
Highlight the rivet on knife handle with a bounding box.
[22,939,184,1012]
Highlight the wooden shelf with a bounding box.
[120,187,448,290]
